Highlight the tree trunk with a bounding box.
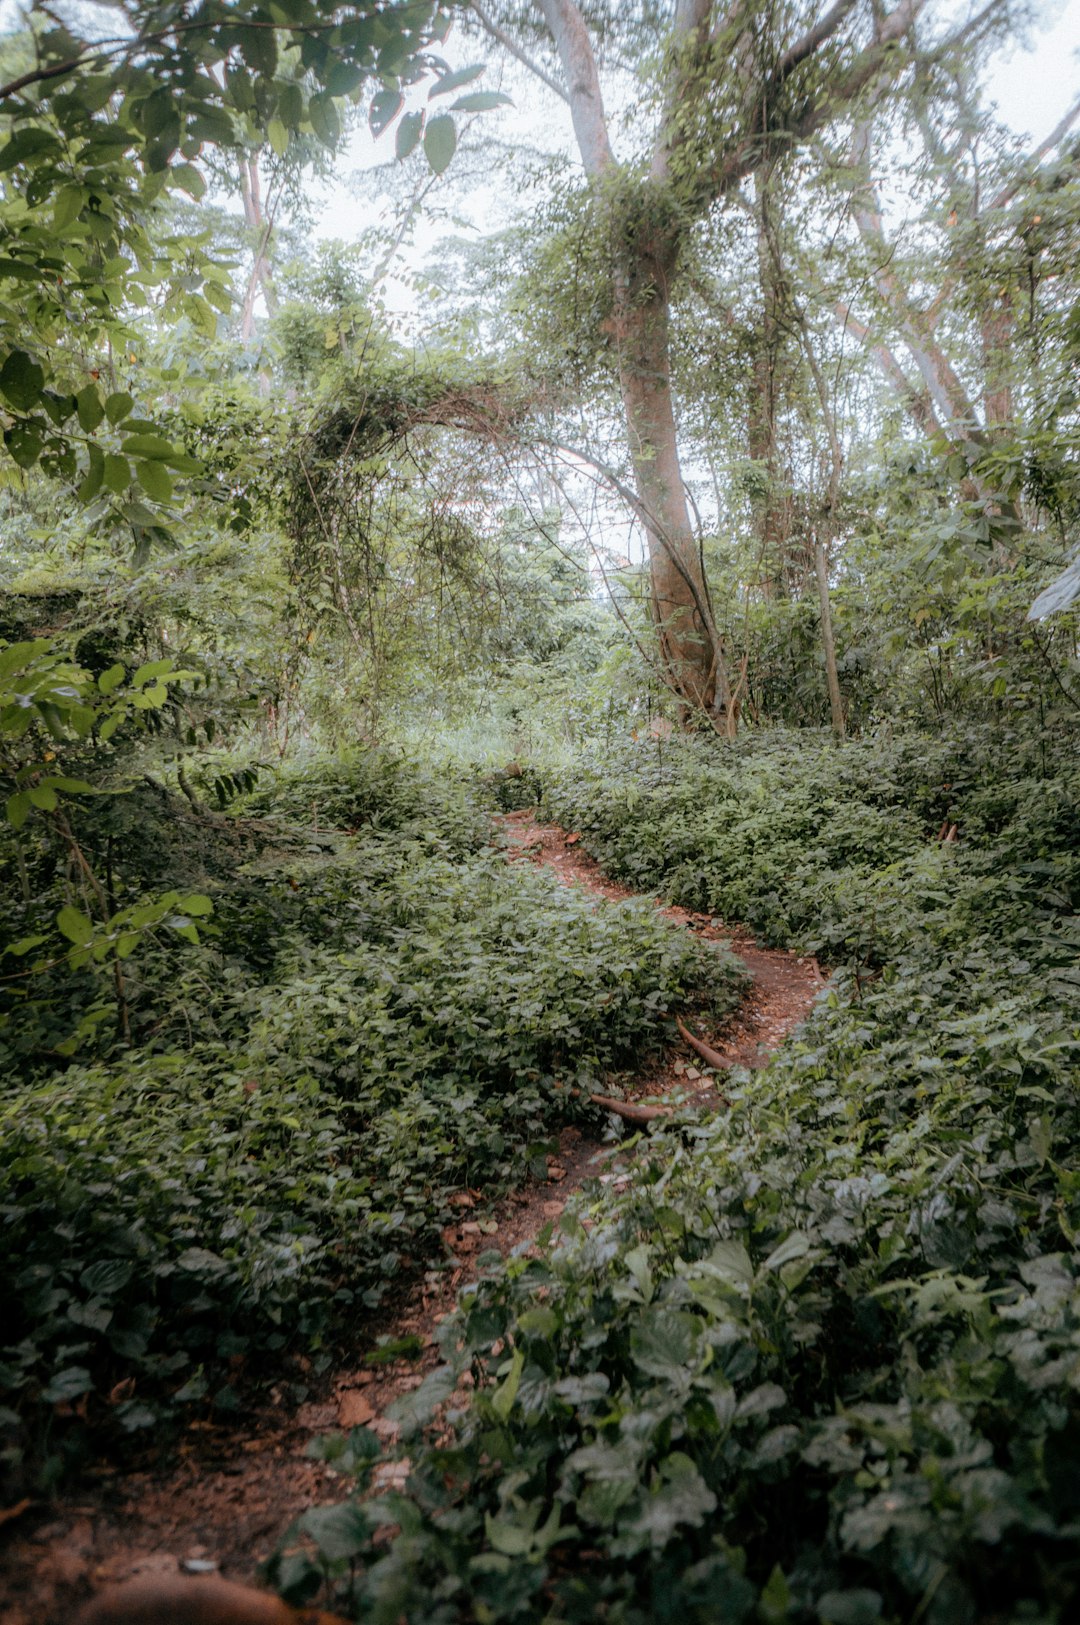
[538,0,731,725]
[615,256,730,721]
[982,292,1013,432]
[238,154,278,343]
[749,172,791,598]
[813,538,845,737]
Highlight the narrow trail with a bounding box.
[500,809,826,1086]
[1,814,825,1625]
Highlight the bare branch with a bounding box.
[467,2,570,103]
[833,300,944,434]
[774,0,861,85]
[989,91,1080,211]
[930,0,1007,62]
[849,120,986,438]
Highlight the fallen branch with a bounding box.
[676,1019,730,1071]
[589,1094,673,1125]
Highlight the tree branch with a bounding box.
[833,300,944,434]
[467,2,570,103]
[537,0,614,175]
[988,91,1080,211]
[849,119,985,439]
[774,0,861,84]
[651,0,713,184]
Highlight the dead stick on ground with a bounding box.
[589,1094,672,1125]
[676,1019,730,1072]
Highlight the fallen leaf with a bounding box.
[338,1390,375,1428]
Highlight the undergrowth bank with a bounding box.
[0,752,742,1486]
[282,727,1080,1625]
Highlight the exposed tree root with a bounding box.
[589,1094,673,1124]
[676,1019,730,1073]
[75,1573,347,1625]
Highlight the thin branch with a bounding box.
[0,19,333,103]
[988,91,1080,211]
[833,299,944,434]
[774,0,860,84]
[468,1,570,103]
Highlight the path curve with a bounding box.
[500,809,826,1084]
[3,813,825,1625]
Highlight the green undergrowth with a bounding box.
[0,749,744,1490]
[281,727,1080,1625]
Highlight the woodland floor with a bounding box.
[0,813,824,1624]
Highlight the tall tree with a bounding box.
[471,0,985,729]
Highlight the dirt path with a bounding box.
[500,809,826,1084]
[0,814,825,1624]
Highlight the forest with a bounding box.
[1,0,1079,1621]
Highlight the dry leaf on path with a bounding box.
[338,1390,375,1428]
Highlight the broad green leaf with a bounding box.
[132,659,175,687]
[308,92,340,145]
[53,184,84,230]
[57,905,94,946]
[98,663,125,693]
[5,791,31,828]
[0,350,46,412]
[491,1345,524,1422]
[369,88,403,137]
[103,453,130,493]
[423,113,456,175]
[450,91,513,113]
[75,384,105,433]
[120,433,175,458]
[278,80,303,128]
[104,392,134,424]
[136,460,173,501]
[763,1231,811,1271]
[42,1366,93,1403]
[0,127,61,172]
[6,420,44,467]
[396,109,423,159]
[77,443,105,503]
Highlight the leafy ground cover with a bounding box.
[282,727,1080,1625]
[0,751,745,1492]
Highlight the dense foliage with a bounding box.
[2,0,1080,1618]
[281,730,1080,1625]
[0,748,743,1488]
